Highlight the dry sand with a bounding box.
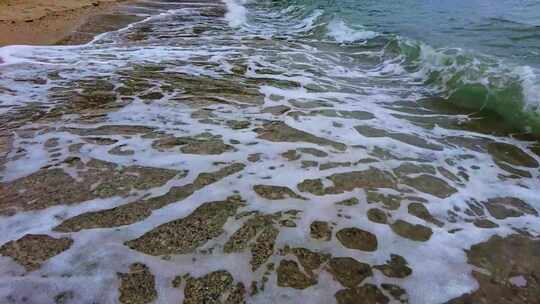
[0,0,130,46]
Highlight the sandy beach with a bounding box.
[0,0,130,46]
[0,0,539,303]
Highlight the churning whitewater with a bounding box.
[0,0,539,303]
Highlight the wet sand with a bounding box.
[0,0,133,46]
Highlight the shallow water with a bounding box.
[0,0,540,303]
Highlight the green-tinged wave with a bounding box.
[391,39,540,134]
[261,0,540,134]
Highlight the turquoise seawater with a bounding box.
[291,0,540,66]
[242,0,540,134]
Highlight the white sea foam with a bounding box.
[327,19,378,43]
[223,0,247,28]
[295,9,323,32]
[0,45,31,66]
[0,45,54,66]
[517,65,540,112]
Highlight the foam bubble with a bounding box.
[327,19,378,43]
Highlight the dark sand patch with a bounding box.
[298,167,396,196]
[390,220,433,242]
[448,235,540,304]
[54,163,243,232]
[256,121,346,151]
[125,196,245,255]
[0,234,73,271]
[1,158,180,215]
[118,263,157,304]
[184,270,245,304]
[336,228,378,252]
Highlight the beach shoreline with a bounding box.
[1,0,540,303]
[0,0,135,46]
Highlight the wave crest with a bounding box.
[327,19,378,43]
[393,39,540,133]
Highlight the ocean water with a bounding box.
[243,0,540,133]
[0,0,540,303]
